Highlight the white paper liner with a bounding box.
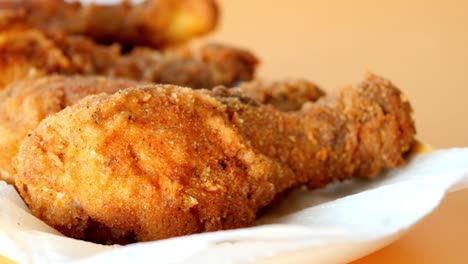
[1,148,468,263]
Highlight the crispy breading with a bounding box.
[0,0,218,48]
[0,15,257,90]
[233,79,325,111]
[0,76,320,184]
[0,75,140,184]
[15,73,415,244]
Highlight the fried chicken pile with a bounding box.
[0,0,416,245]
[0,15,258,90]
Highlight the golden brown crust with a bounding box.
[234,79,325,111]
[232,73,416,188]
[0,75,139,184]
[0,16,257,90]
[0,76,314,185]
[0,0,219,48]
[15,73,415,244]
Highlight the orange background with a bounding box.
[206,0,468,263]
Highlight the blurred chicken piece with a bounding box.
[0,15,257,90]
[15,73,415,244]
[0,0,218,48]
[0,75,321,184]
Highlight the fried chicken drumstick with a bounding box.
[15,73,415,244]
[0,16,257,90]
[0,75,321,184]
[0,0,218,48]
